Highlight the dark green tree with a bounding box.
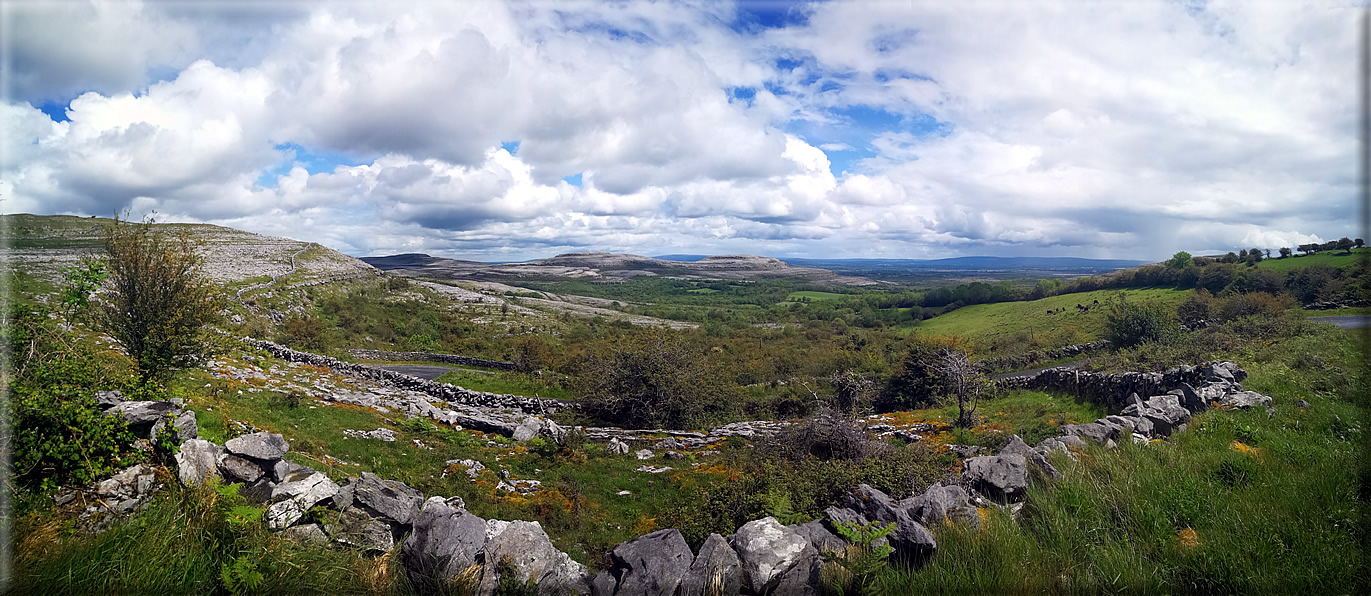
[1166,251,1193,269]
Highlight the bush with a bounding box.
[1213,292,1297,323]
[92,215,225,381]
[574,329,739,429]
[1102,295,1177,348]
[1177,289,1213,328]
[3,305,140,495]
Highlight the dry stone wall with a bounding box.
[347,349,517,371]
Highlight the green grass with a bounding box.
[11,479,410,595]
[1301,306,1371,318]
[432,369,572,400]
[1255,247,1370,272]
[787,290,846,302]
[914,288,1190,354]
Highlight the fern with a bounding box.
[823,520,895,596]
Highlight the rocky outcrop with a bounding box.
[475,521,590,596]
[962,454,1029,504]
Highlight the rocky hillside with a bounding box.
[1,214,376,286]
[362,251,876,285]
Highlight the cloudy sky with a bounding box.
[1,0,1362,262]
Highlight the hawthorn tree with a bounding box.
[92,215,224,381]
[932,347,989,429]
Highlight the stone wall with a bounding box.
[347,349,516,371]
[979,340,1110,372]
[996,363,1209,410]
[243,338,566,414]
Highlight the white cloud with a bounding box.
[1,0,1360,261]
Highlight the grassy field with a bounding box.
[1255,247,1370,272]
[912,288,1191,354]
[787,290,846,301]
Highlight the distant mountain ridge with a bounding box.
[361,252,874,285]
[781,256,1148,271]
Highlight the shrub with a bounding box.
[1102,295,1177,348]
[1176,289,1213,328]
[575,329,738,429]
[92,215,225,381]
[1213,292,1297,323]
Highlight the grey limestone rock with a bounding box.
[95,390,125,409]
[172,410,198,442]
[902,483,971,527]
[790,520,846,555]
[634,449,654,460]
[729,517,810,594]
[1062,421,1120,445]
[607,438,631,455]
[105,400,181,426]
[476,520,589,596]
[225,431,290,461]
[512,417,543,442]
[175,439,223,486]
[962,454,1029,504]
[283,523,329,544]
[218,453,266,483]
[603,529,694,596]
[766,547,822,596]
[999,434,1032,456]
[678,533,744,596]
[266,499,305,530]
[402,496,489,589]
[348,472,424,527]
[272,459,308,483]
[271,469,340,511]
[326,508,394,553]
[1220,390,1274,413]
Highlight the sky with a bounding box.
[0,0,1363,262]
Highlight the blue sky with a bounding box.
[1,0,1358,261]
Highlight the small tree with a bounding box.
[1279,247,1292,258]
[1336,237,1355,254]
[1166,251,1193,269]
[932,347,989,429]
[93,215,224,381]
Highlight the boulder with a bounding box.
[266,499,305,530]
[172,410,198,441]
[1105,415,1155,437]
[270,469,340,511]
[543,420,569,444]
[512,417,543,442]
[962,454,1028,504]
[272,459,308,483]
[840,484,900,523]
[476,520,589,596]
[606,438,631,455]
[218,454,266,483]
[766,548,822,596]
[1036,435,1085,458]
[634,449,654,460]
[326,508,394,554]
[729,517,810,594]
[1220,391,1274,413]
[1172,383,1208,413]
[225,431,290,461]
[604,529,694,595]
[823,506,869,533]
[790,520,846,555]
[345,472,424,527]
[282,523,329,544]
[902,483,971,527]
[998,435,1032,456]
[174,439,223,486]
[403,496,488,589]
[106,400,181,430]
[678,533,744,596]
[1062,421,1120,445]
[95,389,125,409]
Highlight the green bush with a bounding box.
[1102,295,1177,348]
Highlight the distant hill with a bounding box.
[2,213,377,285]
[362,251,876,285]
[781,256,1147,271]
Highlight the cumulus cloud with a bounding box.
[1,0,1360,261]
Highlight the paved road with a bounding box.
[1309,315,1371,329]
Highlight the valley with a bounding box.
[3,215,1366,594]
